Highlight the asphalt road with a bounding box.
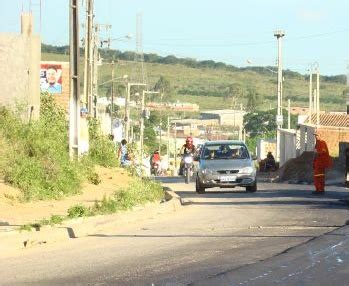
[0,178,348,286]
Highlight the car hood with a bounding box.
[200,159,252,170]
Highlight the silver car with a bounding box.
[196,140,257,193]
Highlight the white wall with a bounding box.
[279,129,297,166]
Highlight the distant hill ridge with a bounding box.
[41,43,345,84]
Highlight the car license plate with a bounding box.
[220,175,236,182]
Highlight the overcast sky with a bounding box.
[1,0,349,75]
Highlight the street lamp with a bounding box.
[246,59,278,74]
[307,62,320,126]
[274,30,285,162]
[98,74,128,86]
[100,33,133,48]
[125,82,147,142]
[140,90,159,160]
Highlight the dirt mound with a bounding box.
[277,151,314,183]
[277,151,345,184]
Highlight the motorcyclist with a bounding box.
[150,149,161,175]
[179,136,196,175]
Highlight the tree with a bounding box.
[224,84,244,108]
[243,108,297,137]
[246,88,262,112]
[154,76,172,101]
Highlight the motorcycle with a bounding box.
[183,154,194,184]
[151,161,161,176]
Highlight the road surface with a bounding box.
[0,178,348,285]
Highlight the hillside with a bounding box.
[41,50,347,112]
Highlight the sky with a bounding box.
[1,0,349,75]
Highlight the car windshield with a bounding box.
[201,144,249,160]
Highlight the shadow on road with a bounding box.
[88,233,316,239]
[175,189,349,200]
[181,200,349,209]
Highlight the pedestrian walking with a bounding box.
[313,130,332,194]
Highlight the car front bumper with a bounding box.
[198,173,256,188]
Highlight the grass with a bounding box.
[0,95,86,201]
[41,52,347,112]
[18,177,164,231]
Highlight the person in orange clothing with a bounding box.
[313,130,332,194]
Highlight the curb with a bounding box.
[0,189,183,254]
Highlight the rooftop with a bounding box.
[303,113,348,128]
[201,109,246,115]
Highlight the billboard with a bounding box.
[40,64,62,94]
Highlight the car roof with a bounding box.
[204,140,246,146]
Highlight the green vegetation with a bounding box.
[243,108,298,152]
[68,177,164,217]
[87,117,119,168]
[0,94,85,201]
[42,45,347,113]
[19,178,164,230]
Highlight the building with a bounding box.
[298,113,349,157]
[0,13,40,120]
[200,109,246,127]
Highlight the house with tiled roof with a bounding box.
[298,113,349,157]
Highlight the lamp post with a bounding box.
[98,73,128,135]
[140,90,159,160]
[307,62,320,126]
[274,30,285,162]
[125,82,147,142]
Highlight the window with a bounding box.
[201,144,249,160]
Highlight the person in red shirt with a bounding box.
[313,130,332,194]
[150,149,161,175]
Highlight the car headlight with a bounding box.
[201,168,213,175]
[240,167,254,174]
[184,156,193,164]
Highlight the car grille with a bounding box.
[217,170,239,174]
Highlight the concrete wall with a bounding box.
[0,33,40,119]
[0,13,40,120]
[256,138,276,161]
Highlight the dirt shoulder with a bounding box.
[0,167,131,226]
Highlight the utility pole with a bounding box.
[110,61,114,135]
[140,90,159,160]
[83,0,93,112]
[124,83,130,141]
[167,116,170,162]
[174,122,177,170]
[125,82,147,142]
[69,0,80,157]
[274,30,285,162]
[158,93,164,156]
[287,99,291,129]
[316,67,320,126]
[309,69,313,124]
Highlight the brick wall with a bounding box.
[317,128,349,157]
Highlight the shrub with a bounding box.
[0,94,85,201]
[114,178,164,210]
[87,117,119,167]
[67,204,91,218]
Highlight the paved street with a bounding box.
[0,179,348,285]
